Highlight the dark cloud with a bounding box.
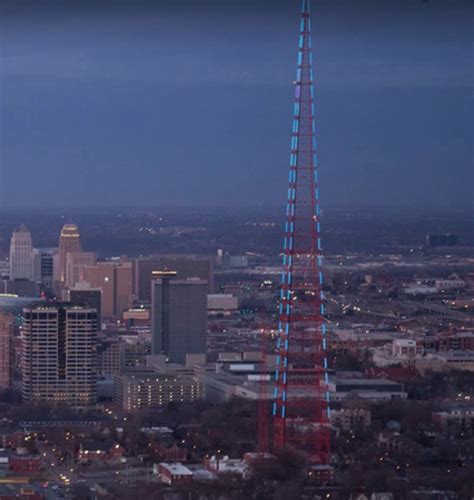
[0,0,472,209]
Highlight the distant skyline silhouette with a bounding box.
[0,0,472,210]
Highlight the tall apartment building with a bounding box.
[134,255,214,302]
[151,272,207,364]
[65,252,96,289]
[81,261,132,318]
[58,224,81,284]
[0,313,13,389]
[21,305,98,405]
[9,226,33,280]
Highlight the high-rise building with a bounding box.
[65,251,96,289]
[151,271,207,364]
[82,262,115,318]
[115,262,133,319]
[21,304,98,405]
[32,248,56,290]
[0,260,9,280]
[2,279,40,298]
[58,224,81,284]
[81,261,132,318]
[0,313,13,389]
[9,226,33,280]
[134,256,214,302]
[63,283,102,324]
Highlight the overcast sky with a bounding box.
[0,0,472,209]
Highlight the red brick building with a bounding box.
[157,463,193,486]
[0,429,26,450]
[155,443,187,462]
[9,456,41,474]
[438,332,474,352]
[78,441,125,463]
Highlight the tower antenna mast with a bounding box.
[271,0,330,464]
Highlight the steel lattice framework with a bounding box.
[271,0,330,464]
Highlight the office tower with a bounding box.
[151,271,207,364]
[81,263,114,317]
[58,224,81,284]
[9,226,33,280]
[52,253,60,284]
[32,248,55,290]
[121,338,151,369]
[21,304,98,405]
[64,283,102,324]
[97,340,122,376]
[98,337,151,377]
[115,262,133,319]
[0,260,9,279]
[0,313,13,389]
[134,255,214,302]
[81,261,132,318]
[2,279,40,298]
[65,251,96,289]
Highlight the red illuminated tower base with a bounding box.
[271,0,330,464]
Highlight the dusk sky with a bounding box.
[0,0,472,209]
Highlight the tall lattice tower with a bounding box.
[271,0,330,464]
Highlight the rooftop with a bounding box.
[159,462,193,476]
[333,378,402,387]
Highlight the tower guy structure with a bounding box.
[270,0,330,464]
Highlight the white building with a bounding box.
[114,367,203,411]
[328,378,407,401]
[9,226,33,280]
[403,285,437,295]
[372,339,423,367]
[392,339,423,359]
[435,277,466,291]
[207,294,238,311]
[204,456,249,478]
[157,462,193,485]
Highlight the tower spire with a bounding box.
[270,0,330,464]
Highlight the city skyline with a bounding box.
[0,0,472,210]
[0,1,472,495]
